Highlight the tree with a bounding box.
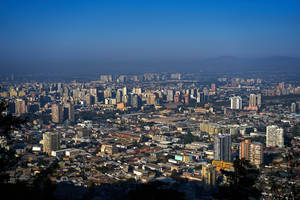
[0,101,26,183]
[0,100,58,199]
[217,158,261,200]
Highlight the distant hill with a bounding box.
[1,56,300,74]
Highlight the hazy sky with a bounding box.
[1,0,300,72]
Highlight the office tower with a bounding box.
[167,90,174,102]
[131,94,141,108]
[196,92,204,103]
[43,132,60,155]
[104,88,112,98]
[211,83,216,92]
[240,140,263,168]
[184,94,189,105]
[64,102,75,122]
[123,87,127,96]
[266,125,284,148]
[291,102,297,113]
[278,82,285,90]
[248,93,262,108]
[122,94,129,105]
[174,93,180,103]
[118,75,126,82]
[214,134,232,162]
[249,142,263,168]
[249,94,257,107]
[202,164,216,186]
[15,99,26,114]
[90,88,98,102]
[170,73,181,80]
[147,93,157,105]
[100,75,112,82]
[116,89,123,103]
[85,94,95,105]
[230,96,242,109]
[240,139,251,160]
[52,104,63,123]
[133,87,142,95]
[256,94,262,107]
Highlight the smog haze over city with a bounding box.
[0,1,300,200]
[1,0,300,75]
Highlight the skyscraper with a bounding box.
[184,94,189,105]
[214,134,232,162]
[174,93,180,103]
[249,93,262,108]
[52,104,63,123]
[249,94,257,107]
[256,94,262,107]
[230,96,242,109]
[167,90,174,102]
[202,164,216,186]
[291,102,297,113]
[240,139,263,168]
[43,132,60,155]
[131,94,141,108]
[266,125,284,148]
[64,102,75,122]
[15,99,26,114]
[116,89,123,103]
[90,88,98,102]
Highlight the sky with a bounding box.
[1,0,300,73]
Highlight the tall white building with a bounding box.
[214,134,232,162]
[266,125,284,148]
[230,96,242,109]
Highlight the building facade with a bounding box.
[214,134,232,162]
[266,125,284,148]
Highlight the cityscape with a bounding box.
[1,72,300,199]
[1,1,300,200]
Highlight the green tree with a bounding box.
[0,101,26,183]
[217,158,261,200]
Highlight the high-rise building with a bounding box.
[170,73,181,80]
[85,94,95,105]
[146,93,157,105]
[123,87,127,96]
[184,94,189,105]
[239,139,263,168]
[90,88,98,102]
[211,83,216,92]
[52,104,63,123]
[291,102,297,113]
[266,125,284,148]
[202,164,216,186]
[100,75,112,82]
[167,90,174,102]
[174,93,180,103]
[196,92,204,103]
[43,132,60,155]
[15,99,26,114]
[131,94,141,108]
[214,134,232,162]
[256,94,262,107]
[116,89,123,103]
[249,94,262,108]
[249,94,257,107]
[64,102,75,122]
[132,88,142,95]
[230,96,242,109]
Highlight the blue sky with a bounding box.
[1,0,300,71]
